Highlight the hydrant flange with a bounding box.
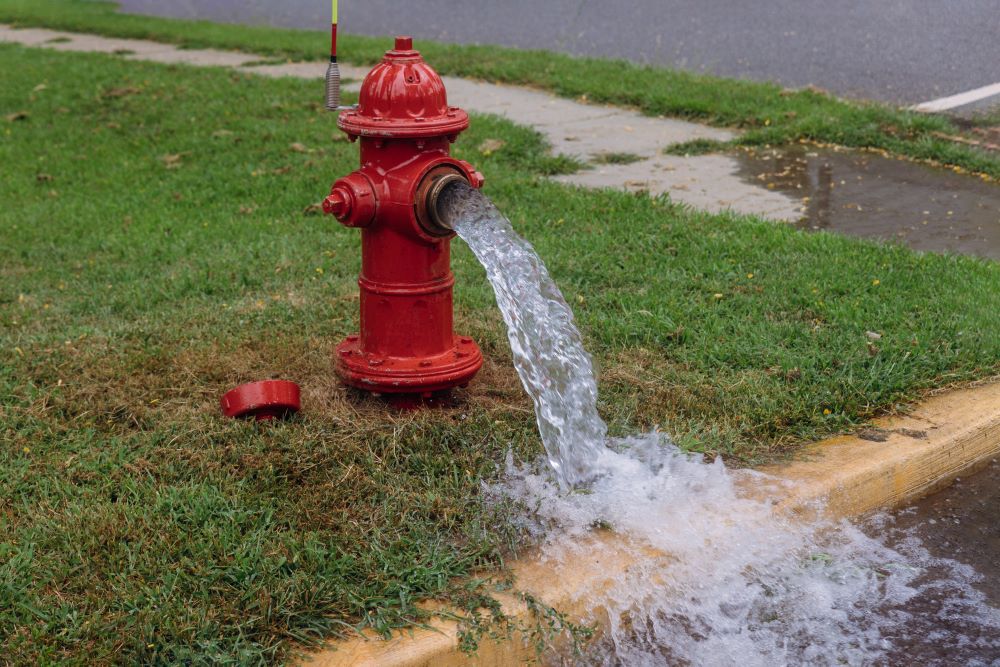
[335,333,482,394]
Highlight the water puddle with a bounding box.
[440,182,1000,665]
[735,146,1000,260]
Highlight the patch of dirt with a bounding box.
[101,86,141,99]
[14,317,529,442]
[858,427,929,442]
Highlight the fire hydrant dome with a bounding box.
[338,36,470,139]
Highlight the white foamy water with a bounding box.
[442,184,1000,665]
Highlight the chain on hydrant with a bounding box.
[323,36,485,396]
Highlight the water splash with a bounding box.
[490,437,1000,665]
[442,184,1000,665]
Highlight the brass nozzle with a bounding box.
[415,167,469,237]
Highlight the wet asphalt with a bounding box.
[118,0,1000,108]
[891,459,1000,607]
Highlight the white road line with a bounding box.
[913,81,1000,112]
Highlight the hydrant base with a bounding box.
[335,335,483,394]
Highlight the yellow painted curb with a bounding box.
[302,383,1000,666]
[770,381,1000,517]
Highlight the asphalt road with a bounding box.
[119,0,1000,109]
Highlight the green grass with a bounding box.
[966,106,1000,127]
[3,43,1000,664]
[664,138,731,156]
[2,0,1000,179]
[590,151,645,166]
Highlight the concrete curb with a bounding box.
[0,24,801,221]
[301,382,1000,666]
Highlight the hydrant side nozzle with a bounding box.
[325,173,377,228]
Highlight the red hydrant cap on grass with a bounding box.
[220,380,301,421]
[338,36,470,139]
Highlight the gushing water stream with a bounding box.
[440,184,607,490]
[440,184,1000,665]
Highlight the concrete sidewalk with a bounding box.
[0,25,802,221]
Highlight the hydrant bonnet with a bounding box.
[338,36,469,140]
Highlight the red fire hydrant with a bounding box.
[323,36,485,395]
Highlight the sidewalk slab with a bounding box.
[557,154,803,220]
[433,76,734,159]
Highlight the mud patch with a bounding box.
[858,427,890,442]
[736,146,1000,260]
[858,427,929,442]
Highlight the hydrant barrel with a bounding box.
[325,37,483,395]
